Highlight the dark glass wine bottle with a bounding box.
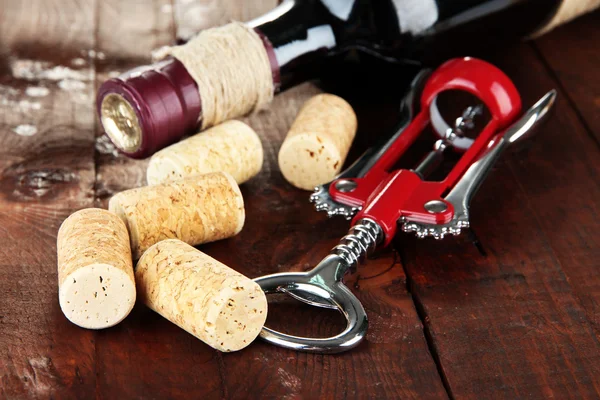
[97,0,567,158]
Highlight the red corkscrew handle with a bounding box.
[421,57,522,131]
[328,57,522,245]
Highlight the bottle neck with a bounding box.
[248,0,341,91]
[247,0,405,90]
[247,0,562,90]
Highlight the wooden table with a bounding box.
[1,1,599,399]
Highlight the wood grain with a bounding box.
[173,0,279,39]
[534,11,600,143]
[510,39,600,340]
[399,41,600,399]
[0,0,95,53]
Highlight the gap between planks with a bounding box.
[396,243,456,400]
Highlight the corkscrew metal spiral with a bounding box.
[332,219,382,267]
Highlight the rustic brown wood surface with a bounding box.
[0,1,599,399]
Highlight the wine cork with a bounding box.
[136,239,268,352]
[109,172,245,259]
[278,94,357,191]
[57,208,136,329]
[534,0,600,37]
[146,120,263,186]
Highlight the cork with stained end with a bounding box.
[109,171,245,259]
[136,239,268,352]
[146,120,263,186]
[278,94,357,191]
[57,208,136,329]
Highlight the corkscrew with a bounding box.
[254,57,556,353]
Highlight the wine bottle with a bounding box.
[97,0,596,158]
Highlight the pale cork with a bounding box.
[109,172,245,259]
[57,208,136,330]
[534,0,600,37]
[136,239,267,352]
[278,94,357,191]
[146,120,263,186]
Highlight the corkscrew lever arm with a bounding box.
[448,90,557,213]
[403,90,557,238]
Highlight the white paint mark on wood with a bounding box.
[11,169,78,200]
[0,84,44,113]
[0,85,19,96]
[21,356,55,395]
[95,135,121,157]
[11,59,91,82]
[19,100,42,110]
[58,79,87,91]
[25,86,50,97]
[12,124,38,136]
[0,97,42,112]
[71,57,87,67]
[82,49,106,60]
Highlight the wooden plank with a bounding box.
[400,41,600,399]
[173,0,280,39]
[0,0,95,53]
[505,40,600,339]
[534,11,600,143]
[0,1,98,398]
[96,0,174,61]
[7,1,597,398]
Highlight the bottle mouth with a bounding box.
[96,58,202,159]
[100,93,143,154]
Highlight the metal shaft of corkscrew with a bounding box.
[414,104,483,178]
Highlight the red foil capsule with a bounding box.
[97,58,201,159]
[97,30,279,159]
